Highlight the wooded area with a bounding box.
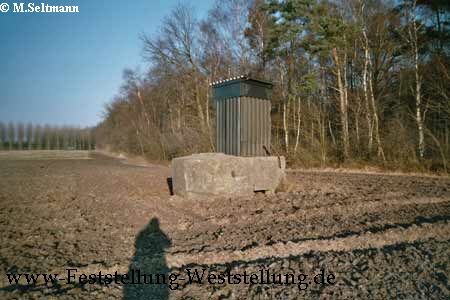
[0,122,94,151]
[95,0,450,172]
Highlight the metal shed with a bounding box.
[212,75,273,157]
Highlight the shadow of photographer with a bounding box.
[124,218,171,300]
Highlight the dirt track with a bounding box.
[0,152,449,299]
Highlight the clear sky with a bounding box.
[0,0,213,127]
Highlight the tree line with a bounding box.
[0,122,94,151]
[95,0,450,172]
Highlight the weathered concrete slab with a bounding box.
[171,153,285,198]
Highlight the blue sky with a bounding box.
[0,0,213,127]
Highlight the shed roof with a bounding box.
[211,75,273,100]
[210,75,273,88]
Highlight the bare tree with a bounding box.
[93,0,449,172]
[357,0,386,161]
[403,0,426,159]
[331,47,350,159]
[208,0,253,74]
[245,0,272,75]
[142,3,207,130]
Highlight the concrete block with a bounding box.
[171,153,285,198]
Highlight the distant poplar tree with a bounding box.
[17,122,25,150]
[79,129,84,150]
[7,122,15,150]
[76,127,82,150]
[66,127,72,149]
[34,124,42,150]
[44,124,51,150]
[87,129,92,150]
[26,122,33,150]
[70,127,76,149]
[48,126,54,150]
[55,126,61,150]
[48,126,55,150]
[62,126,69,150]
[0,122,5,150]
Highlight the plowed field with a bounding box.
[1,152,449,299]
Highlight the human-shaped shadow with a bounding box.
[124,218,171,300]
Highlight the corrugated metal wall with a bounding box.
[216,97,271,156]
[240,97,271,156]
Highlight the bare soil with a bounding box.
[0,151,449,299]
